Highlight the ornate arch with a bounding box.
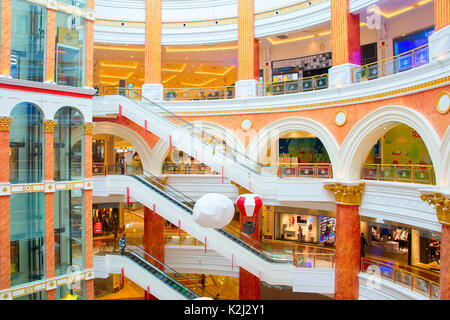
[93,122,153,173]
[339,105,442,184]
[245,117,340,172]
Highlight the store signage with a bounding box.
[94,222,102,234]
[57,27,79,46]
[375,218,385,224]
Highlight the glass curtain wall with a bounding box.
[11,0,46,82]
[54,107,84,181]
[10,193,46,287]
[9,103,44,184]
[56,279,87,300]
[55,12,86,87]
[54,190,85,276]
[59,0,87,9]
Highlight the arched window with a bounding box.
[9,102,44,183]
[54,107,84,181]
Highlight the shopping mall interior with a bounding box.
[0,0,449,302]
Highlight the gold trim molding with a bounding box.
[84,122,95,135]
[231,181,250,195]
[420,192,450,226]
[324,182,365,206]
[0,117,14,131]
[43,120,58,133]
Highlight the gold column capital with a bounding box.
[324,182,365,205]
[0,117,14,131]
[43,120,58,133]
[84,122,95,135]
[420,192,450,226]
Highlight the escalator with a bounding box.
[120,244,214,300]
[94,89,279,200]
[94,167,297,285]
[132,170,293,265]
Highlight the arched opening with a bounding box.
[162,131,232,175]
[362,124,435,184]
[92,134,143,176]
[9,102,44,183]
[54,107,85,181]
[246,117,338,177]
[277,131,332,178]
[92,122,153,174]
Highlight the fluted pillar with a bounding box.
[43,120,57,300]
[429,0,450,61]
[142,0,163,100]
[328,0,361,87]
[0,117,13,291]
[45,6,56,83]
[324,182,365,300]
[236,0,259,98]
[435,0,450,32]
[0,0,11,76]
[85,0,95,87]
[84,123,94,300]
[421,193,450,300]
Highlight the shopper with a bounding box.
[361,233,368,257]
[119,155,125,175]
[119,234,127,255]
[200,274,206,290]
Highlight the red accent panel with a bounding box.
[0,83,93,99]
[236,196,247,216]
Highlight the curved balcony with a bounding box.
[94,0,379,45]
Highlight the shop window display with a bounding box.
[93,204,122,239]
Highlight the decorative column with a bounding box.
[84,123,95,300]
[324,182,365,300]
[236,0,258,98]
[420,193,450,300]
[85,0,95,87]
[0,117,13,292]
[328,0,361,87]
[143,206,164,267]
[45,3,57,83]
[43,120,57,300]
[429,0,450,61]
[0,0,12,77]
[142,0,163,101]
[234,186,261,300]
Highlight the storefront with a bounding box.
[93,203,124,238]
[361,217,441,273]
[271,206,336,248]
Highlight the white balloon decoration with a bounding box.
[193,193,235,228]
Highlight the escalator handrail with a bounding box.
[126,243,216,299]
[103,88,270,175]
[129,174,292,264]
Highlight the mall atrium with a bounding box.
[0,0,449,301]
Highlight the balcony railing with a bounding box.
[278,163,332,178]
[352,44,429,83]
[361,258,440,300]
[362,164,435,185]
[162,162,218,175]
[163,86,235,101]
[93,163,143,176]
[257,74,328,96]
[294,252,335,269]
